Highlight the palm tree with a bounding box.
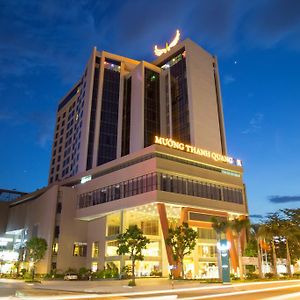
[211,217,229,280]
[230,218,249,280]
[250,224,263,278]
[278,219,300,276]
[280,209,300,276]
[259,213,281,277]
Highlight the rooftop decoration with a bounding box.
[154,29,180,56]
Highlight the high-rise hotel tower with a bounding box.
[49,38,227,183]
[4,34,248,278]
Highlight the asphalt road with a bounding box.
[1,279,300,300]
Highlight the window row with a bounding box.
[78,172,244,209]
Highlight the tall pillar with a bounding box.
[226,229,238,272]
[157,203,180,277]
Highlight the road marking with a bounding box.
[17,280,300,299]
[179,283,300,300]
[263,291,300,300]
[34,279,300,298]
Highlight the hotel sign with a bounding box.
[154,136,242,166]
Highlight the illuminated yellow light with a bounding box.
[154,30,180,56]
[154,136,241,166]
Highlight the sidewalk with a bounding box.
[33,278,216,294]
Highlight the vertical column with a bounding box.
[226,229,238,272]
[157,203,181,277]
[119,210,125,272]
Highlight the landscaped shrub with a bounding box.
[245,273,259,280]
[150,270,162,277]
[230,273,239,280]
[78,267,90,280]
[120,265,131,279]
[293,272,300,279]
[265,272,274,279]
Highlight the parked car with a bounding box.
[64,273,78,280]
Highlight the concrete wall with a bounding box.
[185,39,224,154]
[6,186,58,273]
[86,216,106,270]
[56,186,88,272]
[130,62,144,153]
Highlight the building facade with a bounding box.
[3,37,248,278]
[48,39,227,183]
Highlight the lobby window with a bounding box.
[142,241,160,257]
[91,262,98,272]
[91,241,99,258]
[198,228,217,240]
[52,243,58,255]
[106,241,118,256]
[141,220,159,236]
[198,245,216,258]
[73,242,87,257]
[107,212,121,236]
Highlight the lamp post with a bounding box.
[217,239,231,284]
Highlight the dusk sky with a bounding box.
[1,0,300,218]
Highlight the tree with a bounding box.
[249,224,263,278]
[259,213,281,277]
[26,237,48,281]
[211,218,229,240]
[166,222,197,279]
[230,218,249,280]
[211,217,229,280]
[280,208,300,270]
[116,225,150,286]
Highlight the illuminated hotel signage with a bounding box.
[154,30,180,56]
[154,136,242,167]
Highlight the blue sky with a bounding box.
[0,0,300,218]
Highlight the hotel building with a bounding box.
[3,36,248,278]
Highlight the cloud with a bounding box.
[268,195,300,203]
[223,75,236,84]
[0,110,54,148]
[244,0,300,50]
[242,113,264,134]
[25,112,55,148]
[1,0,300,85]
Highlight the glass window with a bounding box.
[56,202,62,214]
[106,212,121,236]
[92,241,99,258]
[52,243,58,255]
[73,242,87,257]
[106,241,119,256]
[198,245,217,258]
[144,68,160,147]
[97,62,120,166]
[91,262,98,272]
[198,228,217,240]
[141,220,159,235]
[142,241,160,257]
